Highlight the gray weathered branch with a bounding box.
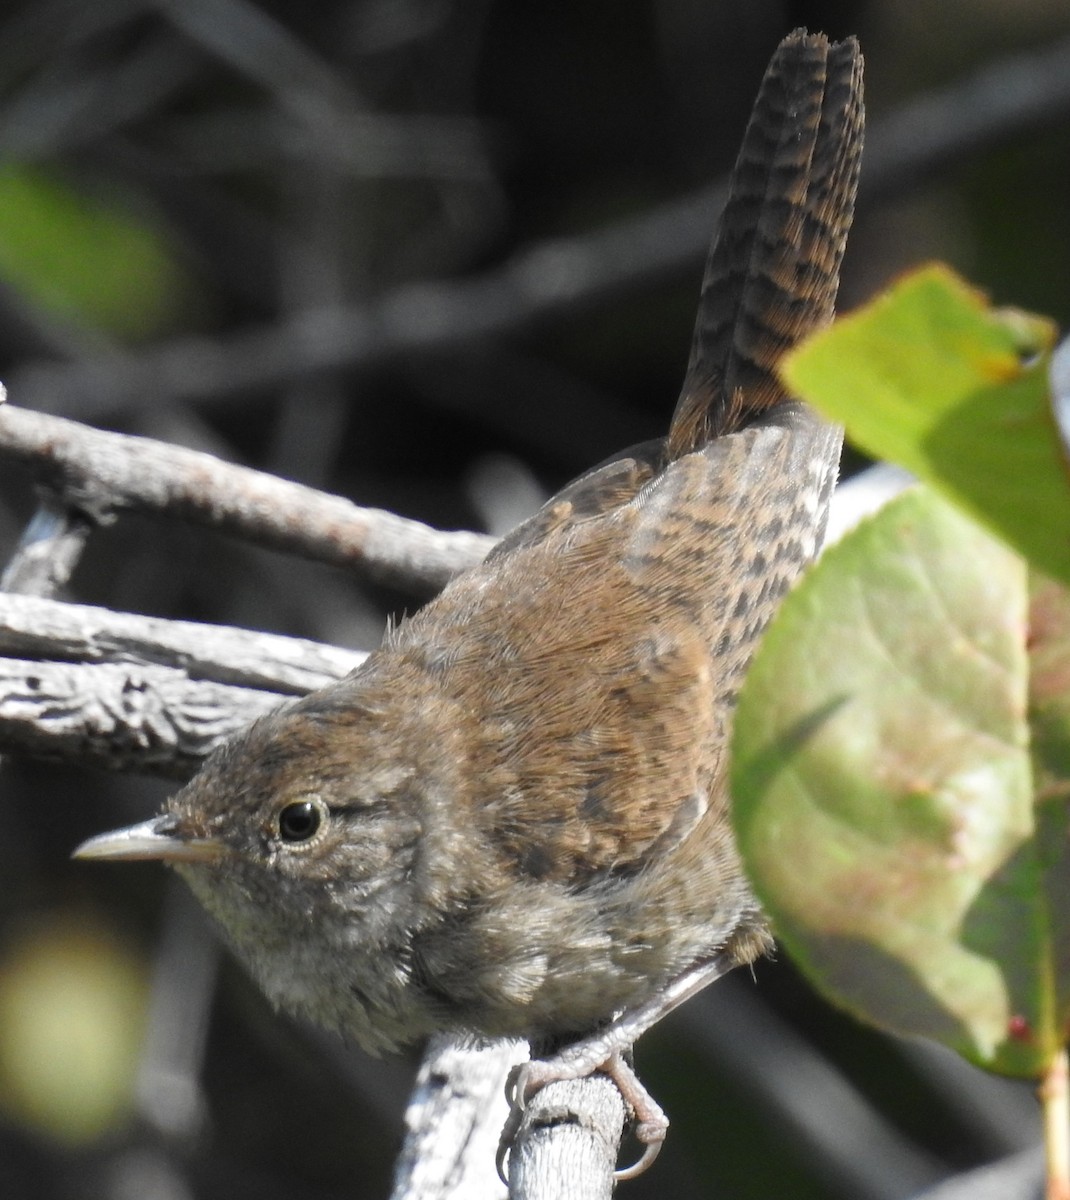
[0,594,369,775]
[0,592,364,694]
[392,1035,523,1200]
[509,1077,625,1200]
[0,404,494,594]
[0,657,283,777]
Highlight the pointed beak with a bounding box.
[72,815,225,864]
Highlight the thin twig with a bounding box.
[0,493,95,597]
[0,383,99,599]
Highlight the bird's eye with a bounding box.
[277,799,326,844]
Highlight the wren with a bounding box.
[75,29,864,1178]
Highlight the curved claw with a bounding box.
[505,1062,533,1110]
[495,1134,512,1187]
[497,1063,531,1185]
[613,1128,665,1181]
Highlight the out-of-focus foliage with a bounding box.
[0,911,147,1143]
[0,165,197,340]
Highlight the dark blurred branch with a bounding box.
[160,0,362,120]
[680,979,943,1200]
[908,1147,1043,1200]
[859,35,1070,201]
[162,106,493,180]
[159,0,494,180]
[0,27,203,158]
[0,405,494,593]
[9,33,1070,420]
[132,885,219,1143]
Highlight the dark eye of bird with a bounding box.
[277,800,324,844]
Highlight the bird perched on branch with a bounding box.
[76,27,864,1180]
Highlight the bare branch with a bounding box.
[0,593,364,694]
[0,494,95,597]
[392,1035,522,1200]
[391,1032,625,1200]
[0,657,283,778]
[0,404,495,593]
[509,1077,625,1200]
[0,462,901,781]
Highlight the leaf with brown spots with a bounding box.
[733,486,1070,1077]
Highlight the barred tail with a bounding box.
[667,29,864,458]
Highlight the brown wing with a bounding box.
[402,403,839,883]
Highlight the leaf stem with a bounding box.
[1041,1048,1070,1200]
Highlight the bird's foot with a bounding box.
[497,1041,665,1182]
[496,952,736,1183]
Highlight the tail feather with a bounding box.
[667,30,864,458]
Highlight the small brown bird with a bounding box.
[76,29,863,1178]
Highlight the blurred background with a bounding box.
[0,0,1068,1197]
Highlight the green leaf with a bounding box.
[0,163,197,341]
[732,486,1070,1076]
[0,913,147,1143]
[781,264,1068,585]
